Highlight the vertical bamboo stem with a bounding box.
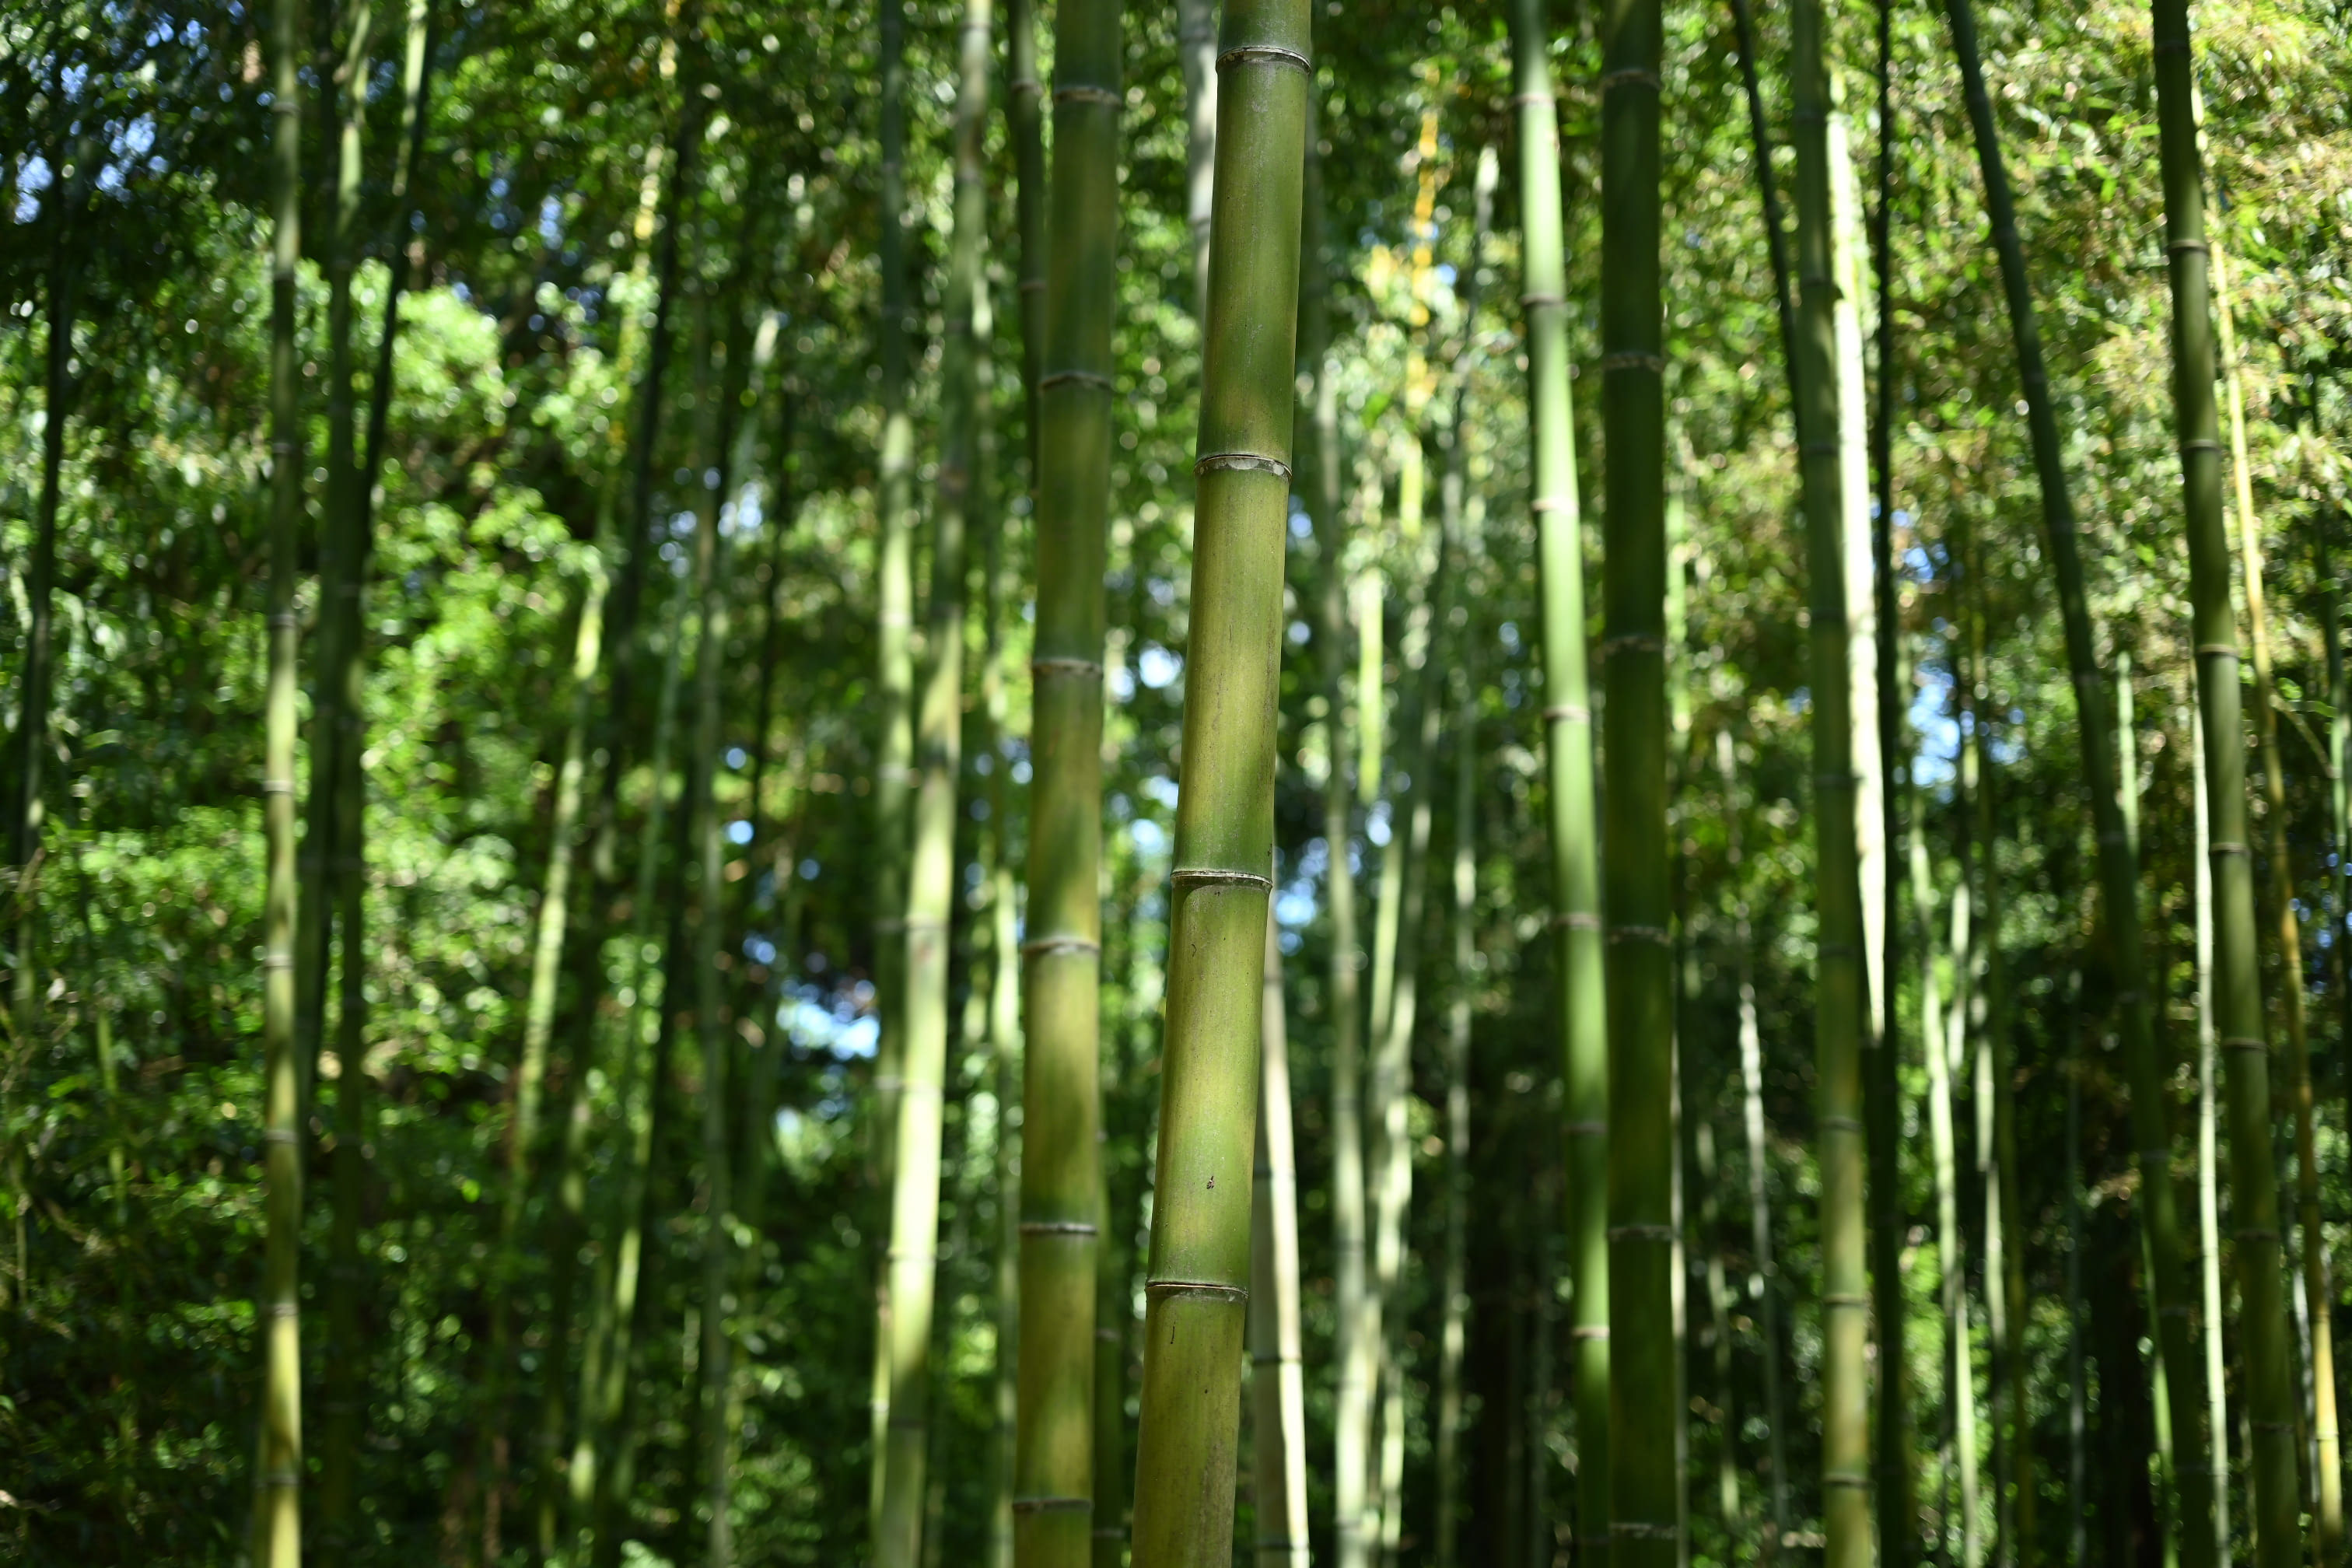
[1251,918,1311,1568]
[1128,5,1307,1559]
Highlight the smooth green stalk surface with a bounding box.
[1598,0,1675,1556]
[1128,4,1307,1560]
[878,9,989,1558]
[1300,111,1374,1568]
[1509,0,1609,1556]
[253,0,306,1553]
[1015,0,1118,1562]
[1942,0,2221,1557]
[1251,919,1310,1568]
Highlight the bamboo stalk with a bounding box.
[868,0,919,1527]
[2190,697,2235,1568]
[1014,0,1121,1560]
[1251,917,1311,1568]
[2214,240,2342,1550]
[1787,0,1870,1558]
[1508,0,1611,1556]
[1127,3,1307,1558]
[1433,142,1496,1568]
[1937,0,2221,1555]
[879,5,990,1553]
[312,0,377,1542]
[2147,0,2302,1550]
[1178,0,1217,320]
[251,0,307,1551]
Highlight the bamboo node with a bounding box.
[1607,923,1668,945]
[1531,495,1576,513]
[1217,44,1313,75]
[1195,451,1293,482]
[1822,1473,1871,1488]
[261,1468,302,1486]
[1608,1223,1675,1243]
[1052,85,1122,107]
[1565,1120,1605,1135]
[1172,866,1274,892]
[1018,278,1047,292]
[261,952,296,969]
[1020,1220,1099,1235]
[2151,37,2191,53]
[1510,92,1556,108]
[1819,1116,1863,1133]
[2193,643,2238,659]
[1549,910,1601,930]
[1543,704,1591,723]
[2220,1034,2268,1052]
[2166,240,2211,255]
[1601,630,1665,653]
[1519,292,1566,309]
[1040,369,1114,392]
[1600,351,1667,373]
[2207,841,2250,856]
[260,779,296,796]
[1614,1522,1682,1540]
[1031,656,1104,679]
[262,1127,300,1144]
[266,1299,301,1315]
[1570,1324,1612,1339]
[1021,935,1101,957]
[1823,1293,1870,1306]
[2235,1227,2280,1243]
[1599,67,1663,91]
[1013,1495,1094,1514]
[1146,1279,1249,1301]
[2178,438,2224,455]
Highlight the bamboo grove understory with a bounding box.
[17,0,2352,1563]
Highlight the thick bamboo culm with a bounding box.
[1508,0,1610,1558]
[1014,0,1120,1563]
[1127,2,1308,1561]
[2147,0,2301,1556]
[1597,0,1678,1555]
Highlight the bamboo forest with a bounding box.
[19,0,2352,1561]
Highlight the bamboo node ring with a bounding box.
[1601,632,1665,656]
[261,778,296,796]
[1570,1323,1612,1339]
[2220,1035,2268,1053]
[266,1299,301,1315]
[1031,656,1104,677]
[1823,1293,1871,1306]
[1172,867,1274,891]
[1510,92,1556,108]
[2235,1227,2279,1243]
[1218,44,1313,75]
[1608,923,1669,944]
[1530,495,1575,513]
[1608,1223,1676,1242]
[2207,841,2250,856]
[2178,439,2224,454]
[1543,704,1591,723]
[1020,1220,1099,1236]
[1549,910,1601,930]
[1519,292,1566,308]
[1013,1496,1094,1514]
[1614,1522,1682,1540]
[1822,1474,1872,1489]
[1039,369,1115,392]
[1195,451,1293,481]
[1021,935,1102,957]
[2165,239,2210,255]
[261,952,296,969]
[1600,68,1662,90]
[1146,1279,1249,1301]
[1820,1116,1863,1132]
[1600,351,1667,373]
[1052,85,1122,107]
[2193,642,2238,658]
[1565,1121,1605,1135]
[261,1129,299,1145]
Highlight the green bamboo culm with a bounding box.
[1786,2,1868,1559]
[1007,0,1045,467]
[1597,0,1675,1552]
[1127,3,1309,1563]
[1507,0,1608,1559]
[2147,0,2301,1552]
[2216,242,2342,1552]
[252,0,307,1552]
[1251,918,1311,1568]
[312,0,380,1542]
[1937,0,2221,1559]
[1298,106,1375,1568]
[867,0,919,1535]
[877,7,991,1560]
[1014,0,1121,1561]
